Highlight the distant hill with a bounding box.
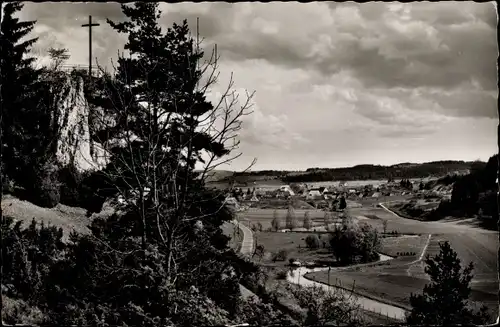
[205,160,480,184]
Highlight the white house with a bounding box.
[307,189,322,199]
[372,192,381,198]
[279,185,295,196]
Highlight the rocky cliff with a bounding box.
[50,72,108,172]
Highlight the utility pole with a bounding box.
[81,15,100,77]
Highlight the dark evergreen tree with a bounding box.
[406,241,490,325]
[1,1,48,187]
[338,195,347,210]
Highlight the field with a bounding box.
[379,234,429,258]
[253,231,335,267]
[306,268,498,316]
[242,197,499,322]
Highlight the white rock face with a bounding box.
[52,74,109,172]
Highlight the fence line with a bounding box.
[59,64,106,77]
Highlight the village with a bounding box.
[223,178,454,213]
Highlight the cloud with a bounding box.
[17,2,498,170]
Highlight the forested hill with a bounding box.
[214,160,480,183]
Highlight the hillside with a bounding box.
[207,160,478,184]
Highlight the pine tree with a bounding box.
[87,2,253,280]
[1,1,47,186]
[407,241,490,325]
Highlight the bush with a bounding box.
[276,270,288,280]
[305,234,320,249]
[273,249,288,262]
[29,159,61,208]
[58,165,85,207]
[2,216,65,302]
[2,295,46,325]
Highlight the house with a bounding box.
[279,185,295,196]
[306,189,322,199]
[250,193,259,202]
[318,186,329,194]
[371,192,381,198]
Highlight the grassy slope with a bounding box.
[1,195,91,241]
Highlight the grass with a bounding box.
[1,194,90,242]
[380,234,429,257]
[305,269,499,319]
[254,231,335,267]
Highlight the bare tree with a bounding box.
[303,211,312,230]
[286,205,297,230]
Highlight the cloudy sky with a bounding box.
[18,2,498,171]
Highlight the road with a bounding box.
[228,220,258,300]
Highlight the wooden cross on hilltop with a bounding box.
[81,15,100,77]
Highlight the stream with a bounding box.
[286,254,408,321]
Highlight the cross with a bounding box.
[81,15,100,77]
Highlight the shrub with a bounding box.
[273,249,288,262]
[305,234,320,249]
[257,222,263,232]
[2,216,65,302]
[271,214,281,231]
[276,270,288,280]
[1,295,46,325]
[58,164,85,207]
[31,160,61,208]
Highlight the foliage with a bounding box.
[82,2,253,284]
[338,196,347,210]
[1,295,46,325]
[273,249,289,262]
[283,161,477,183]
[253,244,265,261]
[305,234,320,249]
[1,1,54,188]
[272,210,281,231]
[303,211,312,230]
[29,160,61,208]
[286,205,297,230]
[1,216,65,302]
[430,154,497,227]
[284,283,360,326]
[329,222,380,264]
[406,241,491,325]
[400,179,412,189]
[236,296,297,326]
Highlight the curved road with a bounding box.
[229,220,258,300]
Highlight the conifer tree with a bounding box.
[407,241,490,325]
[87,2,254,280]
[1,1,46,186]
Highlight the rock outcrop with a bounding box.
[51,73,109,172]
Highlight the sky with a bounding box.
[17,1,499,171]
